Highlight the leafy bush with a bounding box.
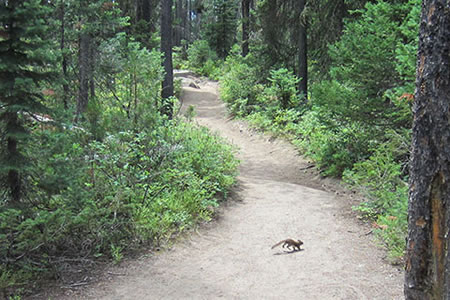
[219,51,260,116]
[343,130,410,259]
[243,68,303,135]
[264,68,301,110]
[294,109,374,176]
[0,119,239,293]
[187,40,218,74]
[97,36,165,133]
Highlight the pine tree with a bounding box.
[241,0,250,57]
[0,0,54,203]
[298,0,307,98]
[204,0,237,58]
[161,0,174,118]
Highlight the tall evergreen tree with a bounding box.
[241,0,250,57]
[0,0,54,203]
[204,0,237,58]
[161,0,174,118]
[298,0,307,98]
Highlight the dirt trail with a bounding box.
[53,72,403,299]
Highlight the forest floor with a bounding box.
[35,72,404,299]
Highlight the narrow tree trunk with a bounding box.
[161,0,174,118]
[405,0,450,299]
[186,0,192,43]
[181,0,187,42]
[89,41,96,99]
[6,112,21,203]
[60,0,69,109]
[75,31,90,123]
[298,0,307,99]
[141,0,151,23]
[241,0,250,57]
[174,0,182,46]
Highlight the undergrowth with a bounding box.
[0,120,239,296]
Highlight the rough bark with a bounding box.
[298,0,307,99]
[174,0,182,46]
[60,1,69,109]
[75,31,90,123]
[241,0,250,57]
[6,112,21,203]
[161,0,174,118]
[405,0,450,299]
[89,40,96,100]
[141,0,151,23]
[186,0,191,42]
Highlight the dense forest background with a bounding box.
[1,0,421,296]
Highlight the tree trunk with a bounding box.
[89,40,96,100]
[405,0,450,299]
[186,0,191,43]
[182,0,188,43]
[161,0,174,118]
[174,0,182,46]
[298,0,307,99]
[6,112,21,203]
[241,0,250,57]
[75,31,90,123]
[60,0,69,109]
[141,0,151,23]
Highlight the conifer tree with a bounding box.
[161,0,174,118]
[204,0,237,58]
[241,0,250,57]
[0,0,54,203]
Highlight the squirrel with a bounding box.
[271,238,303,251]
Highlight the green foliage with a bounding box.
[0,5,240,292]
[325,1,415,130]
[254,0,302,72]
[394,0,421,83]
[343,130,410,213]
[97,35,164,132]
[173,46,187,70]
[219,51,260,116]
[186,40,220,77]
[343,130,410,259]
[244,68,303,135]
[329,1,400,95]
[264,69,301,110]
[0,120,239,292]
[294,0,418,176]
[294,110,372,176]
[0,0,55,202]
[110,244,123,264]
[203,0,238,58]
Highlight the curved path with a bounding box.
[55,72,404,299]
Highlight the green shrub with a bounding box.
[219,52,260,116]
[0,120,239,294]
[343,130,410,259]
[265,68,301,110]
[173,46,187,69]
[187,40,218,72]
[294,109,374,176]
